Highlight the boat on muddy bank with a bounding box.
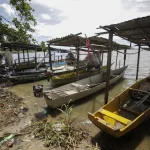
[44,66,127,109]
[88,76,150,138]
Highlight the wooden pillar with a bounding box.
[17,48,20,66]
[35,47,37,70]
[27,49,29,64]
[104,31,113,104]
[136,44,141,80]
[23,49,25,63]
[101,52,103,66]
[76,48,80,81]
[48,44,52,71]
[76,38,80,81]
[124,49,127,66]
[115,50,118,69]
[61,55,63,61]
[10,45,12,66]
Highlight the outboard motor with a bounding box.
[33,85,43,97]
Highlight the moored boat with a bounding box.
[88,76,150,138]
[51,65,112,85]
[44,66,127,109]
[51,69,100,85]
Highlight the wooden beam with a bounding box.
[115,50,118,69]
[76,38,80,81]
[17,48,20,66]
[23,49,25,63]
[124,49,127,66]
[95,32,108,36]
[35,47,37,70]
[101,52,104,66]
[48,44,52,71]
[99,26,129,42]
[104,31,113,104]
[136,44,141,80]
[27,49,29,64]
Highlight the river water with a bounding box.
[10,49,150,150]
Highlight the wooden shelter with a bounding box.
[47,33,129,81]
[96,15,150,104]
[1,42,42,70]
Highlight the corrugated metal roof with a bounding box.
[100,16,150,45]
[47,33,129,50]
[1,42,41,51]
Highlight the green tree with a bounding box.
[40,41,46,51]
[0,0,37,44]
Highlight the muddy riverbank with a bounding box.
[1,76,150,149]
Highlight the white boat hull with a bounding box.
[44,66,127,109]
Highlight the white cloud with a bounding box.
[32,0,150,44]
[0,3,15,16]
[40,14,51,20]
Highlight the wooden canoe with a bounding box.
[51,65,112,85]
[51,70,100,85]
[88,77,150,138]
[44,66,127,109]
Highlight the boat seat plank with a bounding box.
[121,107,140,115]
[99,109,131,125]
[129,88,150,94]
[132,93,150,108]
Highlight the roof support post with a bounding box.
[104,31,113,104]
[115,50,118,69]
[27,49,29,64]
[17,48,20,66]
[136,44,141,81]
[48,44,52,71]
[124,49,127,66]
[101,51,103,66]
[76,38,80,81]
[35,47,37,70]
[23,49,25,63]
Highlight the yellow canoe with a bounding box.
[51,65,109,85]
[88,77,150,138]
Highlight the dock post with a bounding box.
[17,48,20,66]
[104,31,113,104]
[27,49,29,64]
[76,37,80,81]
[136,44,141,80]
[35,47,37,70]
[23,49,25,63]
[48,44,52,71]
[124,49,127,66]
[115,50,118,69]
[101,52,103,66]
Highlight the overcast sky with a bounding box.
[0,0,150,45]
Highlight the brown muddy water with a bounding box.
[7,49,150,150]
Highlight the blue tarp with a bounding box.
[46,61,67,67]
